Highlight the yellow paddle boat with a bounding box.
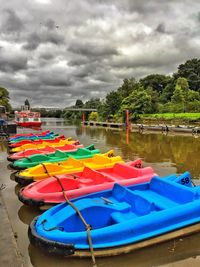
[15,151,123,185]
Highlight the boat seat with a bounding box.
[99,172,124,181]
[111,211,137,223]
[150,177,195,204]
[76,148,94,156]
[110,194,156,223]
[134,190,177,209]
[112,184,157,216]
[54,150,68,158]
[112,163,139,178]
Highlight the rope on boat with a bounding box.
[52,175,98,267]
[191,180,196,187]
[40,163,51,176]
[41,219,64,231]
[40,163,80,179]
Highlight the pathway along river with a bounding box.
[1,119,200,267]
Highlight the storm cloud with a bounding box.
[0,0,200,107]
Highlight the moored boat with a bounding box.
[15,152,123,185]
[9,135,66,150]
[8,134,64,146]
[18,159,153,209]
[11,145,100,169]
[9,130,52,140]
[14,106,42,128]
[7,142,83,161]
[8,131,55,142]
[29,172,198,257]
[9,138,77,153]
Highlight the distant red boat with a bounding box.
[14,106,42,128]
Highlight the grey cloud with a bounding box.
[23,29,65,51]
[1,9,24,33]
[0,50,27,72]
[0,0,200,107]
[155,23,166,33]
[68,42,119,58]
[44,19,56,30]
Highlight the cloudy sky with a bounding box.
[0,0,200,108]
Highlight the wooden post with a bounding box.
[126,126,129,144]
[126,110,129,128]
[82,112,85,124]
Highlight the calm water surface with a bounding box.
[1,119,200,267]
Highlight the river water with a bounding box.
[1,119,200,267]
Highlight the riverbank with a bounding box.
[0,191,24,267]
[140,113,200,122]
[83,121,200,135]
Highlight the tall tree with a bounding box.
[103,91,121,118]
[140,74,172,93]
[75,99,84,108]
[0,86,11,111]
[120,86,152,115]
[117,78,137,99]
[174,58,200,92]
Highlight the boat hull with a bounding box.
[16,121,42,127]
[29,216,200,257]
[11,146,100,169]
[14,152,122,185]
[18,160,155,209]
[28,172,200,257]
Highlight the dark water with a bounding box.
[1,120,200,267]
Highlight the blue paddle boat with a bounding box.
[29,172,200,257]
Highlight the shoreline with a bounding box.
[0,190,24,267]
[83,121,200,135]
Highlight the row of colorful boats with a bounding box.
[7,130,200,259]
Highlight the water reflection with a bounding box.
[18,205,41,225]
[76,127,200,179]
[0,140,7,152]
[27,232,200,267]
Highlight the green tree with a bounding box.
[140,74,172,93]
[102,91,121,118]
[174,58,200,92]
[88,112,99,121]
[120,86,152,116]
[146,87,160,113]
[0,86,11,111]
[171,87,185,104]
[84,98,101,109]
[75,99,84,108]
[159,81,175,103]
[187,89,200,101]
[117,78,137,99]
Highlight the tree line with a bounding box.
[1,58,200,121]
[63,58,200,122]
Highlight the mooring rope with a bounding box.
[53,174,98,267]
[40,163,51,176]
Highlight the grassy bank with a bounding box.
[140,113,200,122]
